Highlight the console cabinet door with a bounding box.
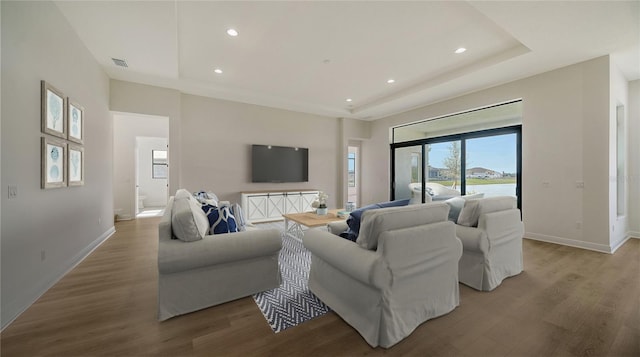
[245,195,268,222]
[301,191,319,212]
[284,192,302,214]
[267,193,286,219]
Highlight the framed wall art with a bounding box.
[68,144,85,186]
[41,81,66,139]
[67,99,84,144]
[42,137,67,189]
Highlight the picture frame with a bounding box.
[41,81,66,139]
[67,98,84,144]
[41,137,67,189]
[67,144,85,186]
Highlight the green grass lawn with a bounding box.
[430,178,516,186]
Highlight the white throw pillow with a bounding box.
[171,196,209,242]
[174,188,192,200]
[457,196,517,227]
[232,203,247,231]
[457,199,481,227]
[444,197,466,222]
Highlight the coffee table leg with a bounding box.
[284,217,305,241]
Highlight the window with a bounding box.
[348,152,356,187]
[392,127,521,207]
[152,150,167,179]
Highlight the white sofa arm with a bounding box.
[479,209,524,246]
[327,221,349,235]
[455,225,488,253]
[158,229,282,274]
[304,229,390,289]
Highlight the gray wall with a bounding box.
[110,82,343,209]
[1,1,112,328]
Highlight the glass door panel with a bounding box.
[425,141,462,199]
[393,145,422,201]
[465,133,517,198]
[347,146,359,207]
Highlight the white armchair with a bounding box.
[304,203,462,348]
[409,182,461,203]
[455,196,524,291]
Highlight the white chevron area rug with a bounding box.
[252,227,331,333]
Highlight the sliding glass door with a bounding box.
[464,133,518,198]
[391,126,521,208]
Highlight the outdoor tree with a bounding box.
[443,142,461,189]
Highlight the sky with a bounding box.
[427,133,517,174]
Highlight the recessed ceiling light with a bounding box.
[226,28,238,37]
[214,68,223,74]
[387,79,395,84]
[346,98,353,102]
[455,47,467,54]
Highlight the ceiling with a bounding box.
[54,1,639,121]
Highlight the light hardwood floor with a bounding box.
[2,218,638,356]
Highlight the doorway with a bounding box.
[113,112,169,221]
[136,137,168,218]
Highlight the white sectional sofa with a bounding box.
[157,196,282,321]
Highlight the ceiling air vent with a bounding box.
[111,58,128,68]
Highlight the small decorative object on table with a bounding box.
[346,201,356,212]
[312,191,329,215]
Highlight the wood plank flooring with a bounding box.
[1,217,638,356]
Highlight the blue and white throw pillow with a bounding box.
[340,199,411,241]
[194,190,219,206]
[201,204,238,235]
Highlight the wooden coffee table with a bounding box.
[282,209,346,240]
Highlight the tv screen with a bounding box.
[252,145,309,183]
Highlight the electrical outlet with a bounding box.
[41,250,46,262]
[8,185,18,199]
[576,181,585,188]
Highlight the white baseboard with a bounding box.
[526,231,639,254]
[525,232,613,254]
[1,226,116,331]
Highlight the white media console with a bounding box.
[241,190,319,223]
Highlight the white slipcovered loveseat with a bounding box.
[304,202,462,348]
[157,195,282,321]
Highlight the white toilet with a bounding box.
[138,195,146,211]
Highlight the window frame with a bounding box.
[391,125,522,209]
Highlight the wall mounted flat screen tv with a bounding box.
[252,144,309,183]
